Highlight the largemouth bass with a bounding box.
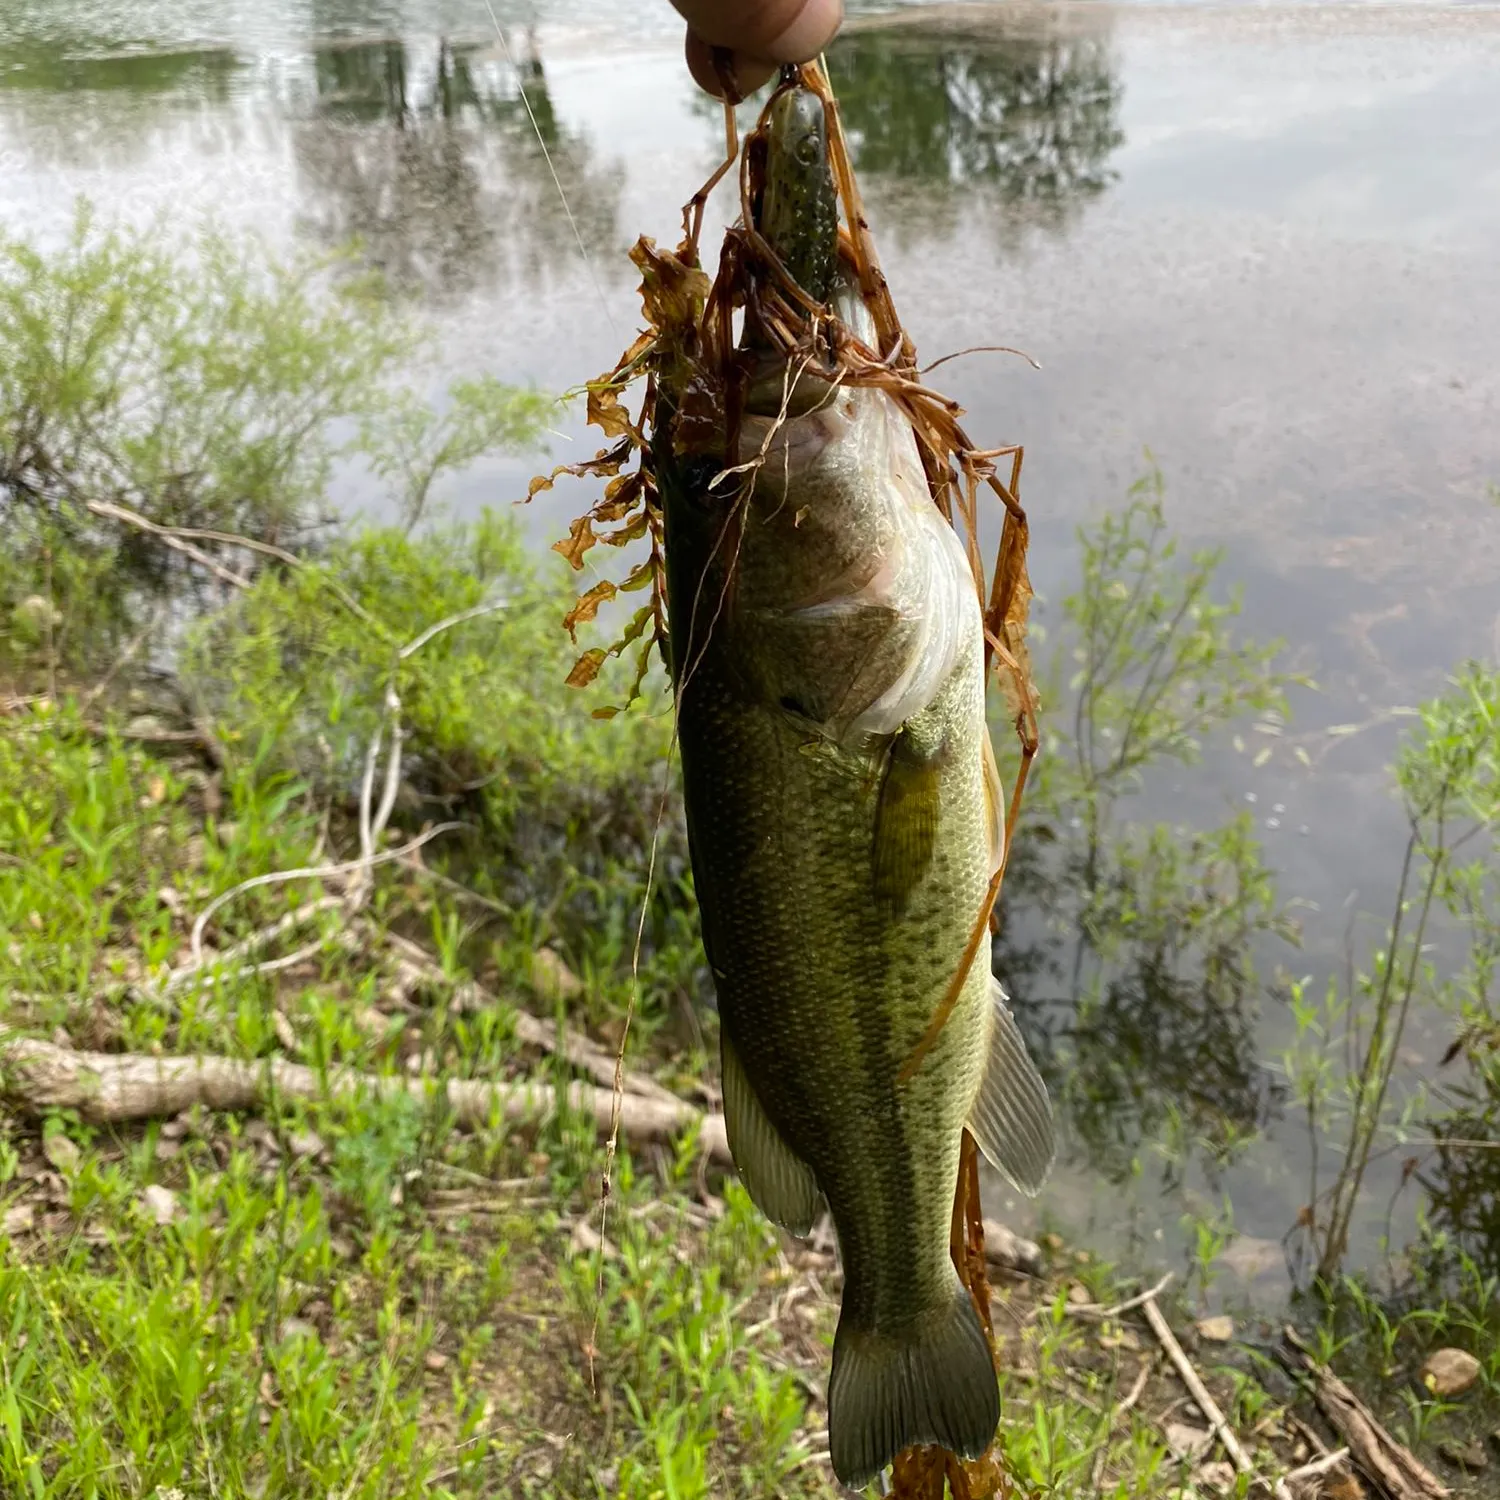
[656,81,1055,1489]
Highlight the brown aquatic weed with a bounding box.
[533,59,1042,1493]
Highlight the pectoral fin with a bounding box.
[721,1030,823,1235]
[872,726,945,915]
[968,978,1055,1195]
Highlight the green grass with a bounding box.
[3,526,1495,1498]
[0,683,1202,1499]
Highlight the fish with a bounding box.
[654,79,1055,1490]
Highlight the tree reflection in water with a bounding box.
[996,816,1287,1190]
[826,12,1124,244]
[1420,1053,1500,1276]
[0,37,242,169]
[293,34,621,303]
[986,493,1299,1190]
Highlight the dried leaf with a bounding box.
[623,631,657,706]
[563,580,618,641]
[565,649,608,689]
[527,468,560,502]
[601,511,650,548]
[552,515,598,571]
[526,440,635,503]
[629,235,711,336]
[594,470,644,522]
[587,380,638,441]
[619,557,656,593]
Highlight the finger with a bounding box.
[684,34,777,101]
[672,0,843,62]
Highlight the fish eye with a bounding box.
[796,134,821,167]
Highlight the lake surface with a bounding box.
[4,0,1498,1295]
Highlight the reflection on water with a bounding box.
[1000,819,1284,1189]
[1420,1044,1500,1276]
[292,36,620,301]
[0,33,243,168]
[0,21,622,306]
[0,41,238,98]
[827,12,1124,242]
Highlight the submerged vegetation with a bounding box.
[1,205,1497,1496]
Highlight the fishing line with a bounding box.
[477,5,693,1381]
[481,0,621,342]
[586,728,679,1391]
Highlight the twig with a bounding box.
[343,601,502,914]
[187,823,466,965]
[920,344,1041,376]
[79,606,164,711]
[85,496,376,625]
[1114,1357,1155,1419]
[86,499,252,590]
[379,931,677,1104]
[1089,1355,1157,1490]
[162,895,345,997]
[1068,1270,1176,1320]
[395,859,510,918]
[0,1029,732,1163]
[397,599,509,660]
[1286,1413,1332,1459]
[1139,1291,1255,1477]
[1273,1447,1352,1500]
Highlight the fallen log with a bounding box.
[0,1030,731,1165]
[379,930,679,1105]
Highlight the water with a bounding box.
[4,0,1498,1294]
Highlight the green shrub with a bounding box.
[0,202,547,684]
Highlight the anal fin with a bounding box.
[722,1030,823,1236]
[968,977,1055,1195]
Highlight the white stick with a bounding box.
[1068,1270,1176,1320]
[1273,1447,1351,1500]
[1139,1292,1255,1476]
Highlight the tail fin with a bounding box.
[826,1279,999,1489]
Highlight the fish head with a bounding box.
[659,82,978,740]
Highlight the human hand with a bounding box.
[670,0,844,99]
